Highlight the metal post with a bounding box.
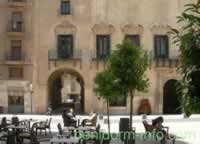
[31,91,32,114]
[29,83,33,114]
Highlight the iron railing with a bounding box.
[8,0,26,3]
[0,52,31,63]
[48,49,82,60]
[7,21,25,33]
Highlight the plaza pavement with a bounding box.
[0,114,200,144]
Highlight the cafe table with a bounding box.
[50,135,80,144]
[6,125,27,143]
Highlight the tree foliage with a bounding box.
[94,70,122,103]
[109,39,149,129]
[170,0,200,116]
[94,70,122,135]
[110,39,149,94]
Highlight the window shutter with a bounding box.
[165,36,169,58]
[69,35,73,57]
[107,36,111,57]
[154,36,158,59]
[96,36,100,58]
[57,35,61,59]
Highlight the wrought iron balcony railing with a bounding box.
[89,49,111,60]
[48,49,82,61]
[7,21,25,33]
[8,0,27,6]
[0,52,31,64]
[148,49,180,67]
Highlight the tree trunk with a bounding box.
[129,89,134,130]
[107,100,111,135]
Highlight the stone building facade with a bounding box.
[0,0,196,114]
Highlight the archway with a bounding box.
[48,68,84,114]
[163,79,181,114]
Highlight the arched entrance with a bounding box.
[163,79,181,114]
[48,69,84,114]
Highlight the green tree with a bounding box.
[109,39,149,129]
[94,70,121,134]
[170,0,200,116]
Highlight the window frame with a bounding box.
[10,40,22,60]
[60,0,71,15]
[57,34,73,59]
[96,35,111,59]
[154,35,169,59]
[9,67,23,79]
[125,34,140,46]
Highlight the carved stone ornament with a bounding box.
[92,22,115,34]
[121,24,143,34]
[55,21,77,34]
[150,24,171,35]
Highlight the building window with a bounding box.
[125,35,140,46]
[8,96,24,106]
[9,67,23,79]
[110,97,127,107]
[60,0,70,15]
[11,12,23,32]
[96,35,111,59]
[8,95,24,113]
[57,35,73,59]
[10,40,22,60]
[154,35,169,59]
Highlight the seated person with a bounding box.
[62,108,77,127]
[152,116,170,139]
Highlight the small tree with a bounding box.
[109,39,149,129]
[94,70,121,134]
[170,0,200,116]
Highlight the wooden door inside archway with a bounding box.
[163,79,181,114]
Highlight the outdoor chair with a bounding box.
[142,120,175,144]
[0,117,8,132]
[57,123,63,135]
[0,131,15,144]
[11,117,20,126]
[63,116,77,127]
[57,123,73,137]
[81,124,101,144]
[19,122,50,144]
[81,113,97,127]
[36,119,48,135]
[46,118,52,135]
[20,119,31,132]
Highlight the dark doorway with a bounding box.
[48,69,84,114]
[163,79,181,114]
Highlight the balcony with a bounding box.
[89,50,109,70]
[7,21,25,37]
[2,52,31,65]
[48,49,82,69]
[8,0,27,8]
[148,50,180,68]
[48,49,82,61]
[90,49,110,61]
